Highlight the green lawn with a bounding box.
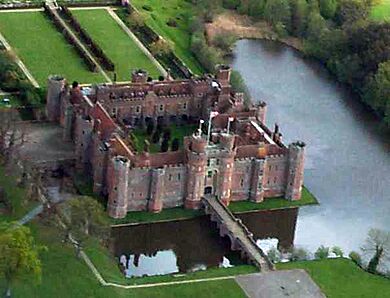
[132,0,205,75]
[0,12,106,86]
[0,164,38,222]
[228,186,318,213]
[2,221,248,298]
[132,124,197,153]
[72,9,161,81]
[371,0,390,21]
[277,258,390,298]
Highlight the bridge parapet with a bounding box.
[202,195,275,271]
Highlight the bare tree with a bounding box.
[361,228,390,274]
[0,108,25,163]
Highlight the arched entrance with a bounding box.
[204,186,213,195]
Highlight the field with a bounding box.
[277,258,390,298]
[132,0,204,74]
[371,0,390,21]
[72,9,162,81]
[0,12,106,86]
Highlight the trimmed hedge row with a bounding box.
[43,4,98,72]
[61,6,115,71]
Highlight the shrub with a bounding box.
[290,247,309,261]
[314,245,330,260]
[161,138,169,152]
[152,130,161,144]
[171,138,180,151]
[142,5,153,12]
[167,18,178,27]
[267,248,281,263]
[332,246,344,257]
[150,39,173,56]
[349,251,362,266]
[213,32,238,55]
[127,11,145,28]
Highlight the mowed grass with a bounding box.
[0,12,106,85]
[72,9,161,81]
[371,0,390,21]
[132,0,204,75]
[277,258,390,298]
[5,222,247,298]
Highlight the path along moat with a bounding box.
[111,39,390,277]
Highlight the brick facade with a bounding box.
[46,65,305,218]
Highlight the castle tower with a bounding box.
[217,133,235,206]
[185,134,207,209]
[62,104,74,141]
[249,158,265,203]
[74,115,94,171]
[107,156,130,218]
[148,167,165,212]
[256,101,267,123]
[216,65,232,86]
[92,134,109,195]
[285,142,305,200]
[46,75,65,122]
[131,69,148,83]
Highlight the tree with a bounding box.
[361,228,390,274]
[248,0,266,18]
[171,138,180,151]
[68,196,108,239]
[161,138,169,152]
[319,0,337,19]
[213,32,238,55]
[349,251,362,266]
[264,0,292,31]
[290,247,309,261]
[0,223,43,297]
[314,245,330,259]
[267,248,281,263]
[146,121,154,136]
[332,246,344,257]
[290,0,309,36]
[306,11,328,41]
[127,11,145,28]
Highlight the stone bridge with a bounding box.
[202,196,274,272]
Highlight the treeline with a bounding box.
[60,6,115,72]
[193,0,390,126]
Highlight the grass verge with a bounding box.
[132,0,205,74]
[277,258,390,298]
[0,11,106,85]
[228,186,318,213]
[72,9,161,81]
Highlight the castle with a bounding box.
[46,66,305,218]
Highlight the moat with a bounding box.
[111,39,390,277]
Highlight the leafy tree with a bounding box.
[290,0,309,36]
[349,251,362,266]
[361,228,390,274]
[319,0,337,19]
[335,0,370,26]
[264,0,292,31]
[248,0,266,18]
[126,11,145,28]
[152,130,161,144]
[213,32,238,55]
[306,11,328,40]
[223,0,241,9]
[171,138,180,151]
[150,39,173,56]
[68,196,108,239]
[290,247,309,261]
[0,223,44,297]
[161,138,169,152]
[314,245,330,259]
[332,246,344,257]
[267,248,281,263]
[146,121,154,136]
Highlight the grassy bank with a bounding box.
[228,186,318,213]
[371,0,390,21]
[72,9,161,80]
[132,0,204,74]
[277,258,390,297]
[0,12,106,85]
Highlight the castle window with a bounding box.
[207,171,212,178]
[169,174,172,181]
[82,130,85,135]
[240,179,244,187]
[198,93,203,97]
[275,165,278,171]
[274,177,277,184]
[80,143,83,147]
[114,187,117,191]
[207,159,210,166]
[269,165,272,171]
[267,179,270,185]
[159,104,164,112]
[132,193,135,197]
[216,159,220,165]
[177,173,181,180]
[139,193,143,197]
[136,106,141,113]
[183,102,187,110]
